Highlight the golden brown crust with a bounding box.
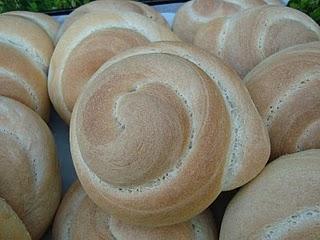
[53,181,218,240]
[0,97,61,240]
[0,198,31,240]
[55,0,167,43]
[173,0,281,43]
[194,6,320,77]
[0,15,54,74]
[0,42,50,120]
[3,11,59,43]
[70,41,270,226]
[220,149,320,240]
[245,41,320,159]
[49,12,179,123]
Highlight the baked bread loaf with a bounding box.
[220,149,320,240]
[173,0,281,43]
[70,41,270,226]
[0,15,54,74]
[55,0,167,42]
[0,42,50,120]
[194,6,320,77]
[3,11,59,43]
[53,181,218,240]
[0,97,61,240]
[244,41,320,159]
[49,12,179,123]
[0,198,31,240]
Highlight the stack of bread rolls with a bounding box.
[1,0,320,238]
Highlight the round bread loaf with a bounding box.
[49,12,179,123]
[3,11,59,43]
[194,6,320,77]
[244,41,320,159]
[0,198,31,240]
[53,181,218,240]
[0,42,50,120]
[0,97,61,240]
[70,41,270,226]
[173,0,281,43]
[55,0,167,42]
[220,149,320,240]
[0,15,54,74]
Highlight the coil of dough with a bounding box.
[55,0,167,42]
[48,12,179,123]
[70,41,270,226]
[53,181,218,240]
[0,198,31,240]
[3,11,59,43]
[194,5,320,78]
[173,0,281,43]
[0,97,61,240]
[0,42,50,120]
[220,149,320,240]
[244,41,320,159]
[0,15,54,74]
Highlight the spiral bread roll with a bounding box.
[0,97,61,240]
[0,198,31,240]
[70,41,270,226]
[55,0,167,42]
[220,149,320,240]
[3,11,59,43]
[173,0,281,43]
[194,5,320,78]
[53,181,218,240]
[49,12,179,123]
[244,42,320,160]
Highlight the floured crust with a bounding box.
[48,11,179,123]
[0,15,53,74]
[0,97,61,240]
[53,181,218,240]
[194,6,320,77]
[55,0,167,43]
[220,149,320,240]
[0,198,31,240]
[173,0,279,43]
[70,41,270,226]
[245,41,320,159]
[4,11,59,43]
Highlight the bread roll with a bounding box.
[53,181,218,240]
[244,41,320,159]
[220,149,320,240]
[70,41,270,226]
[173,0,280,43]
[3,11,59,43]
[194,6,320,77]
[55,0,167,42]
[0,42,50,120]
[49,12,179,123]
[0,15,54,74]
[0,198,31,240]
[0,97,61,240]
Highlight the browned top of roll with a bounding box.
[0,15,54,74]
[53,181,218,240]
[49,11,179,123]
[0,97,61,240]
[194,6,320,78]
[220,149,320,240]
[55,0,167,42]
[0,198,31,240]
[244,41,320,159]
[70,41,270,227]
[3,11,59,43]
